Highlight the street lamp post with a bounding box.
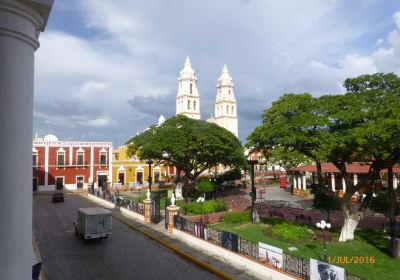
[316,220,331,262]
[146,160,153,194]
[197,195,205,223]
[247,160,259,224]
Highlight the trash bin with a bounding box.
[280,177,286,188]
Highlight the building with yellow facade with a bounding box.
[111,145,173,188]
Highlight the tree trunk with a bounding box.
[387,166,398,258]
[339,210,361,242]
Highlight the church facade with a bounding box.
[176,57,239,137]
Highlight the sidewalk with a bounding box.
[83,193,297,280]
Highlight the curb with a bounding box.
[81,194,235,280]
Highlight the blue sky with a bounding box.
[34,0,400,146]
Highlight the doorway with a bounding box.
[136,171,143,184]
[76,176,84,189]
[33,177,38,192]
[98,174,108,190]
[154,170,160,184]
[56,177,64,190]
[118,173,125,185]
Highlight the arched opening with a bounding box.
[188,100,191,110]
[193,100,196,111]
[190,83,193,94]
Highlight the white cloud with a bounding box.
[293,10,400,95]
[372,15,400,73]
[35,111,115,128]
[80,81,109,95]
[34,1,400,144]
[394,11,400,30]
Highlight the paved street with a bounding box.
[33,194,220,280]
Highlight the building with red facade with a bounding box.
[32,134,112,192]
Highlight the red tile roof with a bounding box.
[290,162,400,174]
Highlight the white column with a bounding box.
[331,173,336,192]
[293,176,297,189]
[394,176,398,190]
[90,145,94,185]
[342,177,346,193]
[297,176,302,190]
[0,1,52,278]
[69,146,73,166]
[45,144,49,186]
[302,175,306,190]
[353,174,358,186]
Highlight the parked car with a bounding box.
[52,191,64,203]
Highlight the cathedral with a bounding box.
[175,56,239,138]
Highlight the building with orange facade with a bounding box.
[32,134,112,191]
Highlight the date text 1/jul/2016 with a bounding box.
[328,256,375,265]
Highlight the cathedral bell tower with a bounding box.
[176,56,201,119]
[214,64,238,137]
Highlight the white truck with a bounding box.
[74,207,112,240]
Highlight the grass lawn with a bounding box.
[210,218,400,280]
[119,191,169,209]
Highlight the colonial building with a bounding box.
[111,145,172,188]
[290,163,400,197]
[176,57,239,137]
[32,134,112,191]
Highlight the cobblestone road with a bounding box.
[33,194,220,280]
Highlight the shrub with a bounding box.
[223,210,252,224]
[269,222,309,241]
[178,200,228,215]
[197,179,214,193]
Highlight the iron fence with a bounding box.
[172,214,363,280]
[93,190,144,215]
[91,192,364,280]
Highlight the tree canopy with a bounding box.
[247,73,400,243]
[247,93,328,184]
[126,115,247,183]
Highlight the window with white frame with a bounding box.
[32,153,38,167]
[76,148,84,166]
[77,152,84,166]
[100,152,107,165]
[57,152,65,166]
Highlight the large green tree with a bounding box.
[334,74,400,254]
[248,73,400,249]
[262,147,311,172]
[247,93,328,187]
[126,115,247,186]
